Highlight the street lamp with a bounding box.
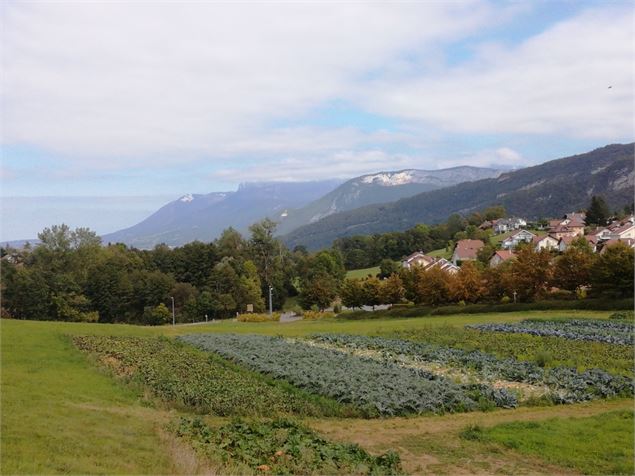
[170,296,175,326]
[268,286,273,315]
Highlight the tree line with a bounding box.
[1,220,346,324]
[341,239,633,308]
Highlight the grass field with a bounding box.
[346,266,380,279]
[2,310,633,474]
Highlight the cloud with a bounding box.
[1,1,499,166]
[362,5,634,139]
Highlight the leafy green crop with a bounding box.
[310,334,633,404]
[180,334,516,416]
[393,325,633,376]
[468,319,634,345]
[73,335,349,417]
[174,417,402,475]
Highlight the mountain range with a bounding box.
[275,166,501,235]
[282,143,635,250]
[101,181,341,248]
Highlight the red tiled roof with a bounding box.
[493,250,515,260]
[454,239,484,260]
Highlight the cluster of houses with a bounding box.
[402,213,635,272]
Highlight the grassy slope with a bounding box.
[2,311,632,474]
[346,266,380,279]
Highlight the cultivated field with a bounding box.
[2,310,633,475]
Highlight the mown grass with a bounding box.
[0,320,170,474]
[464,410,634,475]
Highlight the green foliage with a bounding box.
[394,324,634,377]
[586,195,611,226]
[590,243,635,298]
[73,335,344,417]
[142,303,171,326]
[237,312,280,322]
[610,310,635,320]
[174,417,402,475]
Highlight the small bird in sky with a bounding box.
[608,85,613,89]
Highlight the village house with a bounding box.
[489,250,515,268]
[426,257,460,274]
[557,235,576,252]
[607,222,635,241]
[533,234,558,251]
[401,252,459,273]
[493,217,527,235]
[600,238,635,254]
[401,251,435,269]
[452,239,484,265]
[501,230,536,250]
[549,213,585,239]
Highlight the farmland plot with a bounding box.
[180,334,518,416]
[310,334,633,404]
[468,319,634,345]
[73,335,349,417]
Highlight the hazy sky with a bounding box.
[1,1,633,239]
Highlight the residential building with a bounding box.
[600,238,635,254]
[493,217,527,234]
[533,234,558,251]
[489,250,515,268]
[501,230,536,250]
[452,239,484,264]
[402,251,435,269]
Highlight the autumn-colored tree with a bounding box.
[380,273,406,304]
[412,266,451,306]
[448,261,486,303]
[507,247,553,301]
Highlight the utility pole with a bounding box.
[170,296,175,325]
[268,286,273,315]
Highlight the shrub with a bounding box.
[610,310,635,320]
[303,310,336,320]
[291,305,304,317]
[236,312,280,322]
[500,296,511,304]
[333,304,342,314]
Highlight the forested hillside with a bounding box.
[283,144,634,250]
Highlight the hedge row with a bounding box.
[340,298,634,320]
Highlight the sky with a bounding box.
[1,0,634,240]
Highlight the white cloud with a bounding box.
[1,1,499,166]
[363,5,634,139]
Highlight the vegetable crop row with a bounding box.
[309,334,634,404]
[468,319,634,345]
[180,333,517,416]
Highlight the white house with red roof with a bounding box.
[451,239,484,264]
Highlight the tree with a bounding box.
[3,267,50,319]
[483,205,506,221]
[380,273,405,304]
[552,238,595,291]
[299,273,338,310]
[340,279,365,309]
[507,247,552,301]
[448,262,485,303]
[412,267,451,306]
[235,260,265,312]
[361,277,383,308]
[586,196,611,226]
[476,244,495,266]
[142,303,171,325]
[378,259,400,279]
[590,243,634,298]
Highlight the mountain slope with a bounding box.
[102,180,340,248]
[276,166,501,235]
[282,144,635,250]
